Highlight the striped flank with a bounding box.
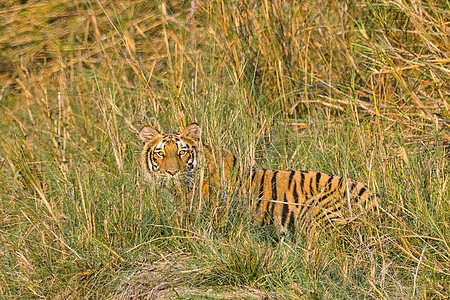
[249,169,375,234]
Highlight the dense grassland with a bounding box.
[1,0,449,298]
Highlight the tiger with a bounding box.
[139,123,377,234]
[139,123,236,197]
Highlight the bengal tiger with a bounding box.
[139,123,377,234]
[139,123,236,197]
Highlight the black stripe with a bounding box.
[316,193,332,209]
[145,147,152,173]
[300,174,317,219]
[326,175,334,193]
[300,172,305,195]
[315,209,335,228]
[271,170,278,200]
[365,194,374,206]
[151,150,161,171]
[309,174,314,196]
[259,169,267,198]
[298,196,310,221]
[232,155,237,168]
[337,177,344,190]
[333,203,343,212]
[261,218,266,227]
[318,203,343,224]
[358,186,367,197]
[320,209,337,223]
[356,186,367,203]
[288,170,295,189]
[268,202,274,223]
[349,182,356,193]
[281,200,289,227]
[307,191,325,217]
[288,211,296,234]
[267,170,278,226]
[316,172,322,191]
[293,181,298,203]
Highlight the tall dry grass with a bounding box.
[0,0,449,298]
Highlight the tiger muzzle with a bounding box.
[166,169,179,176]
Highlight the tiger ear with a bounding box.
[181,123,201,142]
[140,126,160,143]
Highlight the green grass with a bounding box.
[1,0,449,298]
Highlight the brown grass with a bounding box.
[0,0,449,298]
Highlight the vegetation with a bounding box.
[0,0,449,298]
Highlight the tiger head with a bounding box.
[139,123,201,190]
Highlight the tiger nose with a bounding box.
[166,169,179,176]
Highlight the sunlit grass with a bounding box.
[0,0,449,298]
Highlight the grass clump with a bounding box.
[1,0,449,298]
